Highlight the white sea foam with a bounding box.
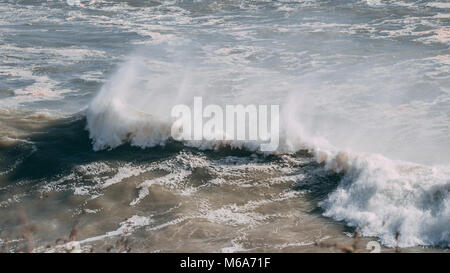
[2,0,444,250]
[85,47,450,248]
[87,92,450,247]
[130,170,192,206]
[320,153,450,247]
[41,215,153,253]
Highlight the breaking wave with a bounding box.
[86,52,450,248]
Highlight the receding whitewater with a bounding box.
[0,0,448,252]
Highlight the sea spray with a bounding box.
[86,50,450,248]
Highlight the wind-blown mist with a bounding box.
[87,37,450,247]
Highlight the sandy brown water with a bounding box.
[0,116,445,253]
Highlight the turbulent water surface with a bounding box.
[0,0,449,252]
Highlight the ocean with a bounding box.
[0,0,449,252]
